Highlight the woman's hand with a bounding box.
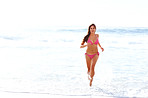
[101,47,104,52]
[80,45,87,48]
[80,46,83,48]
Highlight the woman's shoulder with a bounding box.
[95,34,99,38]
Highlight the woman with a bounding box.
[80,24,104,86]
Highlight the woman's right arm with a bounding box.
[80,44,87,48]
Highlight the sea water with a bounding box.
[0,27,148,97]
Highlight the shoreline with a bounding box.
[0,91,112,98]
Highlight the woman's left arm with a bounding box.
[96,34,104,52]
[98,43,104,52]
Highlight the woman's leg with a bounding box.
[90,54,99,86]
[85,54,91,75]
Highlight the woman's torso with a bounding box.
[86,34,99,54]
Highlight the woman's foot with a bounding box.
[87,71,90,80]
[89,78,93,86]
[88,74,91,80]
[87,71,93,86]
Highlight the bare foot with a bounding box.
[88,75,91,80]
[89,78,93,86]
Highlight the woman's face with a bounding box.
[90,26,96,34]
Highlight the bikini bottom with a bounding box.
[85,52,99,59]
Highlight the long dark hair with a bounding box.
[81,24,96,45]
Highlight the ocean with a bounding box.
[0,27,148,97]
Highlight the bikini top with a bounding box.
[87,37,99,45]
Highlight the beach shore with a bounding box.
[0,91,111,98]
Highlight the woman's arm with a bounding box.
[80,44,87,48]
[97,34,104,52]
[98,43,104,52]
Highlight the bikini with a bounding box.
[85,36,99,59]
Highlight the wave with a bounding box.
[99,28,148,33]
[0,36,22,41]
[1,87,148,98]
[0,90,91,96]
[57,27,148,34]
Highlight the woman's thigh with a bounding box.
[85,54,91,67]
[91,54,99,68]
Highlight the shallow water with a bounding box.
[0,27,148,97]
